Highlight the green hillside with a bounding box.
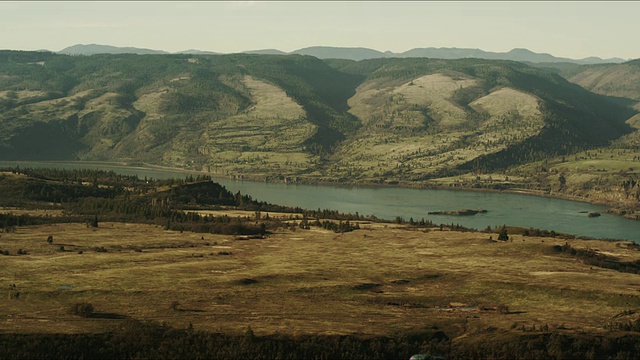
[0,51,636,183]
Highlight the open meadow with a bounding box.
[3,219,640,343]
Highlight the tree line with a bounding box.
[1,319,639,360]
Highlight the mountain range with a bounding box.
[56,44,628,65]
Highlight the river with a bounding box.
[2,161,639,242]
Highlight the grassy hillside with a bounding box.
[559,60,640,102]
[536,59,640,127]
[321,58,636,183]
[0,51,636,186]
[0,51,362,170]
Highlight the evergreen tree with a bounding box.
[498,225,509,241]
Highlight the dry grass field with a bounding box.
[2,221,640,341]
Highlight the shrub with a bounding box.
[71,302,94,317]
[170,301,180,311]
[497,226,509,241]
[238,278,258,285]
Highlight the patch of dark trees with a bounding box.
[0,167,375,236]
[0,167,373,221]
[2,320,640,360]
[612,321,640,333]
[552,242,640,275]
[0,321,448,360]
[312,219,360,233]
[450,332,640,360]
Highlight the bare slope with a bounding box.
[113,75,318,174]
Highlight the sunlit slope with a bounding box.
[325,58,635,181]
[199,76,317,175]
[332,72,544,181]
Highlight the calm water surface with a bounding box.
[2,161,639,242]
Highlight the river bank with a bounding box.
[2,160,638,225]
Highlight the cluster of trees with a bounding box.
[164,215,267,236]
[314,219,360,233]
[606,317,640,332]
[0,213,41,228]
[553,242,640,274]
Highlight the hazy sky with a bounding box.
[1,1,638,60]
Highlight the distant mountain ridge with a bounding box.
[290,46,627,64]
[58,44,170,55]
[56,43,628,64]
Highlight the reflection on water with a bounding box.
[1,161,639,242]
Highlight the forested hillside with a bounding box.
[0,51,636,184]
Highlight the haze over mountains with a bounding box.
[56,43,628,65]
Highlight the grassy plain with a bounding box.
[2,221,640,341]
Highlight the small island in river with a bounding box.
[428,208,488,216]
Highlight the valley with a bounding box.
[2,0,640,357]
[1,163,640,358]
[1,51,640,225]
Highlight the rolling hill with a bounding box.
[0,51,362,170]
[539,59,640,144]
[324,58,635,181]
[545,59,640,102]
[0,51,636,184]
